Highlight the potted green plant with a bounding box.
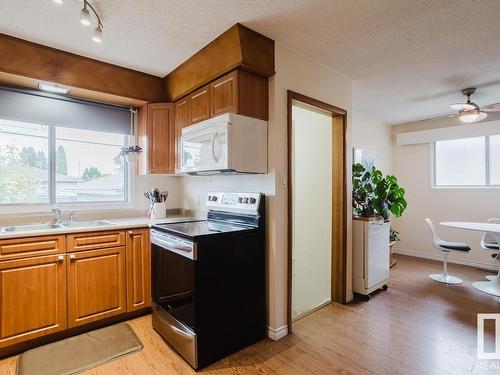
[117,145,142,164]
[352,163,407,221]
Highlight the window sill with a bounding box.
[430,186,500,191]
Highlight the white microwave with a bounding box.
[180,113,268,175]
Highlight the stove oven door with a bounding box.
[151,231,196,332]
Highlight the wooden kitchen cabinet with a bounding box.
[0,254,67,348]
[126,229,151,312]
[210,69,268,120]
[189,85,211,123]
[174,98,190,171]
[67,230,125,252]
[67,246,127,328]
[137,103,175,175]
[210,70,238,117]
[0,235,65,261]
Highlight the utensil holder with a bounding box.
[151,202,167,219]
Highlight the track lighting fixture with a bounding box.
[52,0,103,43]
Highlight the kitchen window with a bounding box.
[0,118,128,204]
[433,135,500,187]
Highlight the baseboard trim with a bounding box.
[267,325,288,340]
[394,248,497,271]
[346,293,354,303]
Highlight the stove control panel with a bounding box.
[206,192,261,212]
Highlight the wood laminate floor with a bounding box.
[1,255,499,375]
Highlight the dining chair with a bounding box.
[425,218,471,284]
[480,218,500,281]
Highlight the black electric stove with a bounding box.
[152,220,254,239]
[150,192,266,370]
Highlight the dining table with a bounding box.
[440,221,500,297]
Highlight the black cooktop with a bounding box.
[152,220,253,239]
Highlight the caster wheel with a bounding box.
[382,284,388,291]
[360,294,371,302]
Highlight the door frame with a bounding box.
[287,90,348,333]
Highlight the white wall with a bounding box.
[180,42,353,335]
[291,105,332,319]
[135,174,181,210]
[392,122,500,270]
[351,110,392,174]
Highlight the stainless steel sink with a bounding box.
[0,220,115,232]
[0,222,64,232]
[61,220,115,228]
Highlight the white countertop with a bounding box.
[0,214,204,240]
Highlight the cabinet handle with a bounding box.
[128,230,133,235]
[57,255,64,262]
[69,254,76,260]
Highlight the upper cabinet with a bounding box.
[189,86,211,124]
[175,69,268,128]
[210,71,238,117]
[137,103,175,175]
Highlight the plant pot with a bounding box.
[125,152,139,164]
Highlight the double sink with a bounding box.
[0,220,115,233]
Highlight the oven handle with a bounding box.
[151,231,196,260]
[154,236,192,253]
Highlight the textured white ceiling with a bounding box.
[1,0,500,124]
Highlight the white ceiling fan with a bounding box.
[450,87,500,123]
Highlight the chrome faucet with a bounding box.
[51,207,62,223]
[69,209,76,222]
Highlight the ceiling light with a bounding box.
[53,0,63,4]
[80,2,91,26]
[92,25,103,43]
[38,82,71,94]
[450,102,476,111]
[459,109,487,123]
[77,1,104,42]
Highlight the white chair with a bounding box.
[480,218,500,281]
[425,218,471,284]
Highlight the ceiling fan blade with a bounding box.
[416,113,457,123]
[482,103,500,112]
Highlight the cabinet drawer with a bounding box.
[67,230,125,252]
[0,235,65,261]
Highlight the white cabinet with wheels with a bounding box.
[353,217,390,298]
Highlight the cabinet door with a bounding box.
[137,103,175,175]
[67,247,126,328]
[210,71,238,117]
[174,98,191,171]
[189,85,210,123]
[0,254,66,348]
[126,229,151,312]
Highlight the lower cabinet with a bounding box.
[0,228,151,350]
[126,229,151,312]
[67,246,127,328]
[0,254,67,349]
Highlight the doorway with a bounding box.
[287,91,347,332]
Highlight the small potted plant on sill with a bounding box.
[117,145,142,164]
